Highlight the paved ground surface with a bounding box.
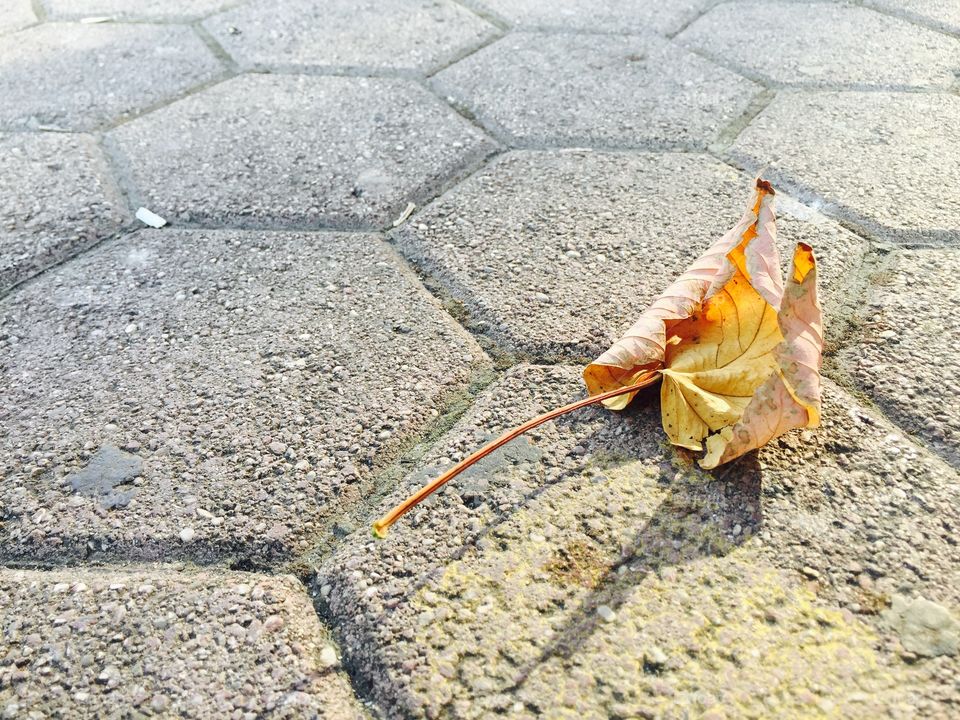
[1,1,958,718]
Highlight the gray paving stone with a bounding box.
[108,74,497,229]
[205,0,497,73]
[866,0,960,34]
[0,568,365,719]
[0,0,35,35]
[0,132,127,294]
[474,0,712,35]
[0,228,489,563]
[431,32,761,149]
[43,0,232,20]
[393,150,867,361]
[678,1,960,89]
[0,24,223,131]
[840,249,960,468]
[319,365,960,717]
[729,91,960,243]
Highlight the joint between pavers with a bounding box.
[859,2,960,41]
[191,20,240,73]
[422,26,506,81]
[451,0,512,32]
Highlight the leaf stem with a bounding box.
[371,371,660,538]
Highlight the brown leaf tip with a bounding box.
[755,178,775,195]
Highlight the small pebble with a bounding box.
[319,645,338,668]
[596,605,616,622]
[179,527,196,543]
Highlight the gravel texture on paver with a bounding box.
[0,23,223,131]
[0,132,127,294]
[205,0,497,73]
[865,0,960,34]
[678,1,960,89]
[108,74,497,230]
[473,0,711,35]
[320,365,960,718]
[840,248,960,469]
[0,228,489,563]
[431,32,760,149]
[0,0,35,35]
[729,91,960,244]
[393,150,867,361]
[0,568,365,719]
[42,0,232,20]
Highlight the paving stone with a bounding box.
[729,91,960,243]
[866,0,960,34]
[840,249,960,468]
[0,24,223,131]
[678,1,960,89]
[474,0,712,35]
[0,0,35,35]
[43,0,232,20]
[319,365,960,717]
[393,150,867,361]
[0,228,489,563]
[205,0,497,73]
[0,132,127,293]
[431,32,760,149]
[108,74,496,229]
[0,568,365,719]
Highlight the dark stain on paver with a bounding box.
[66,445,142,509]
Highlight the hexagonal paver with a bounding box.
[205,0,497,74]
[841,249,960,468]
[393,150,867,361]
[0,568,365,718]
[475,0,712,35]
[43,0,231,20]
[0,228,489,563]
[0,0,35,35]
[319,366,960,717]
[108,74,497,229]
[0,24,223,132]
[678,1,960,89]
[730,92,960,243]
[866,0,960,35]
[0,132,127,293]
[432,32,761,148]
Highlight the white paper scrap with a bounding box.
[136,207,167,228]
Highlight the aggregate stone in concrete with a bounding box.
[678,1,960,89]
[840,249,960,468]
[0,0,35,35]
[0,568,365,719]
[320,365,960,717]
[431,32,760,149]
[475,0,711,35]
[730,91,960,243]
[0,24,223,131]
[0,132,127,293]
[866,0,960,35]
[43,0,232,20]
[0,228,489,563]
[108,74,496,229]
[393,150,867,361]
[205,0,496,73]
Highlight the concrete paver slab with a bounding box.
[393,150,867,360]
[840,248,960,468]
[108,74,497,229]
[431,32,760,149]
[866,0,960,34]
[320,365,960,717]
[0,0,35,35]
[0,23,223,131]
[0,132,127,293]
[0,229,489,563]
[0,568,365,719]
[729,91,960,243]
[474,0,712,35]
[678,1,960,89]
[205,0,497,74]
[42,0,232,20]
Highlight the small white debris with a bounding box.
[391,202,416,228]
[80,16,113,24]
[319,645,338,668]
[179,527,196,543]
[136,207,167,228]
[596,605,616,622]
